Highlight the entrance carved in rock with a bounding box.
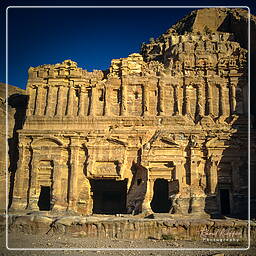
[220,188,230,215]
[38,186,51,210]
[150,179,172,213]
[90,179,127,214]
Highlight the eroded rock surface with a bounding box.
[3,8,255,222]
[0,83,25,211]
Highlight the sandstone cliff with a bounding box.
[0,83,25,210]
[141,8,256,116]
[3,8,255,218]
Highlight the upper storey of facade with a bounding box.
[24,26,248,132]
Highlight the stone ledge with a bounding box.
[1,214,253,242]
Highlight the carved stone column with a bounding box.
[218,85,224,116]
[184,84,192,116]
[66,87,74,116]
[56,86,64,116]
[190,155,208,216]
[230,82,237,114]
[27,86,37,116]
[143,85,149,116]
[28,157,40,210]
[51,161,65,211]
[121,82,127,116]
[175,160,186,193]
[35,86,43,116]
[26,87,33,116]
[10,140,29,210]
[78,87,86,117]
[84,178,93,214]
[68,138,80,211]
[173,85,180,115]
[89,87,96,116]
[207,82,213,116]
[221,86,229,116]
[141,178,154,213]
[197,85,204,116]
[104,86,110,116]
[158,83,165,116]
[208,157,218,194]
[190,157,199,187]
[45,86,54,116]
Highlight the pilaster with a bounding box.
[67,137,80,211]
[207,82,213,116]
[184,84,192,116]
[66,86,74,116]
[158,82,165,116]
[121,80,127,116]
[56,86,64,116]
[230,82,237,114]
[104,86,110,116]
[34,86,43,116]
[78,87,86,117]
[10,138,30,210]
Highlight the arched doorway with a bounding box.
[150,179,171,213]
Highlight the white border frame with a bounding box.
[5,5,251,251]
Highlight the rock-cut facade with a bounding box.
[10,8,251,217]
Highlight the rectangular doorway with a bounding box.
[150,179,172,213]
[219,189,231,215]
[90,179,127,214]
[38,186,51,211]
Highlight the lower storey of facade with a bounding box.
[8,129,249,218]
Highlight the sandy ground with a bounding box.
[0,232,255,256]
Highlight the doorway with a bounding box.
[90,179,127,214]
[38,186,51,210]
[150,179,171,213]
[220,189,230,215]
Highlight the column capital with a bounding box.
[173,159,184,165]
[208,155,222,165]
[80,87,87,93]
[70,137,80,148]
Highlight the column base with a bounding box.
[9,197,27,211]
[67,201,78,212]
[226,114,239,125]
[141,199,153,215]
[52,204,67,212]
[170,194,190,214]
[189,196,209,217]
[217,115,228,124]
[27,197,39,211]
[199,116,215,126]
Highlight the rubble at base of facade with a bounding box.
[5,8,255,219]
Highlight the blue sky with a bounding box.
[1,0,255,90]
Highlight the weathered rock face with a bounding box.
[150,8,255,48]
[0,83,26,210]
[141,7,256,115]
[6,214,252,242]
[8,8,254,219]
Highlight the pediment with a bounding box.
[106,137,127,146]
[160,136,180,147]
[32,137,63,147]
[148,135,180,148]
